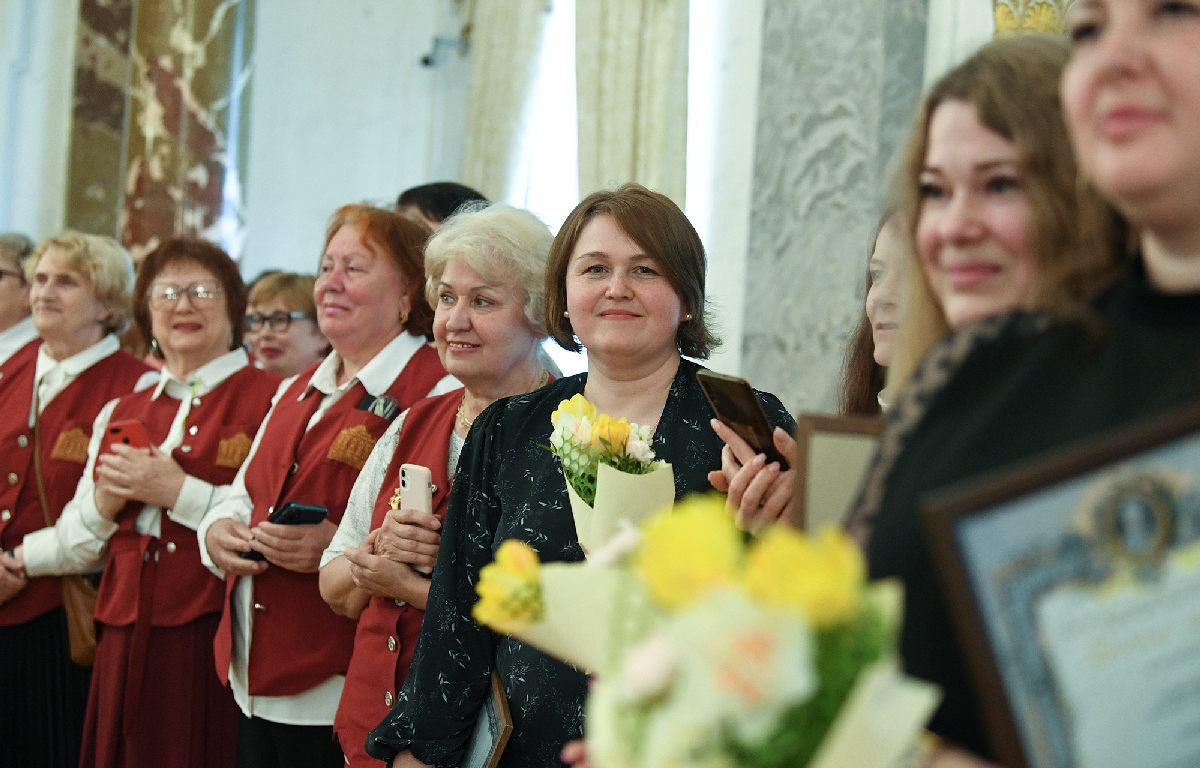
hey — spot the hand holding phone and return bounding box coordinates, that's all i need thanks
[399,464,434,574]
[101,419,151,455]
[696,370,790,469]
[240,503,330,561]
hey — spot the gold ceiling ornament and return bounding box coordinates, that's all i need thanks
[994,0,1075,35]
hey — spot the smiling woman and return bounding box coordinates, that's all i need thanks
[14,238,282,768]
[197,204,456,768]
[366,185,793,768]
[0,232,155,768]
[887,34,1125,393]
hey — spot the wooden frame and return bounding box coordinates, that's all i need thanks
[790,413,882,531]
[460,671,513,768]
[922,401,1200,768]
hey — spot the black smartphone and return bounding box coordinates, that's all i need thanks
[239,503,330,560]
[696,370,790,469]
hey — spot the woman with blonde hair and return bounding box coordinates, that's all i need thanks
[886,33,1123,393]
[845,19,1200,764]
[0,232,155,768]
[670,37,1125,541]
[319,203,555,767]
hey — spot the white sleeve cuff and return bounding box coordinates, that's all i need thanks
[168,475,215,530]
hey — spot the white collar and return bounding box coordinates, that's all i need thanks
[302,332,429,400]
[152,348,250,400]
[35,334,120,383]
[0,316,37,365]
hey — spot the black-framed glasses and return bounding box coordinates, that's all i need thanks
[245,310,313,333]
[0,269,24,284]
[149,283,225,306]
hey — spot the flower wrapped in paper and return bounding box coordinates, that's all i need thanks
[472,495,941,768]
[548,394,676,555]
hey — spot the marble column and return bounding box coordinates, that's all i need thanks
[64,0,255,261]
[740,0,926,414]
[120,0,255,261]
[63,0,133,238]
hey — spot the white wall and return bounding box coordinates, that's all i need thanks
[924,0,994,86]
[0,0,78,240]
[686,0,765,377]
[240,0,470,277]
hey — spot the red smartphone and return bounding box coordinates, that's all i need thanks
[102,419,151,455]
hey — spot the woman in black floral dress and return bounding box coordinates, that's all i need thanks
[367,185,794,767]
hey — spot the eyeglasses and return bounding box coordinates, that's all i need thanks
[0,269,24,284]
[149,283,225,306]
[245,310,314,333]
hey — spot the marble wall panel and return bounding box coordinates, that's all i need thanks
[120,0,255,260]
[64,0,134,237]
[741,0,925,414]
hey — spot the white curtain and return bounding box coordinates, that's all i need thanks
[575,0,689,207]
[459,0,551,201]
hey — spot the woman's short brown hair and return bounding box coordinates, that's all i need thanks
[323,204,434,339]
[544,183,719,359]
[889,34,1124,391]
[248,272,318,318]
[133,238,247,357]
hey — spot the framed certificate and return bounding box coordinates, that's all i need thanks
[791,413,881,531]
[460,671,513,768]
[922,402,1200,768]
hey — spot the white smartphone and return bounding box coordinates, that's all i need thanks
[399,464,434,574]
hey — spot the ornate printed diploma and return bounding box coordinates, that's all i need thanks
[924,405,1200,768]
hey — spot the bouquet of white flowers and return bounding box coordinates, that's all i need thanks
[472,496,940,768]
[547,394,675,555]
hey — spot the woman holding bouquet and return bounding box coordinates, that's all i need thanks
[368,184,794,767]
[318,203,554,767]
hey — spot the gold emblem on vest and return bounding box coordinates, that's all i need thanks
[216,432,253,469]
[51,428,90,464]
[327,424,376,470]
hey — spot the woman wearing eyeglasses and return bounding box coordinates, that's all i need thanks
[11,238,282,768]
[0,232,155,768]
[245,272,329,378]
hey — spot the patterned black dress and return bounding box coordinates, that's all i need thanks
[367,358,794,767]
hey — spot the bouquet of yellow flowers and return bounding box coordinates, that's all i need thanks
[472,496,940,768]
[548,394,675,555]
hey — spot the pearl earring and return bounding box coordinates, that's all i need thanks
[563,310,570,319]
[684,313,693,322]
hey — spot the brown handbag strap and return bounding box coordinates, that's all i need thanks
[30,387,55,529]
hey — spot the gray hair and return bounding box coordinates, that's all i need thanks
[423,203,553,334]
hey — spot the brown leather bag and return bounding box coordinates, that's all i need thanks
[32,413,98,667]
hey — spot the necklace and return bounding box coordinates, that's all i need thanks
[456,369,549,431]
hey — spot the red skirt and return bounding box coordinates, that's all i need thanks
[80,613,237,768]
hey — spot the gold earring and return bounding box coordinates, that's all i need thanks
[399,310,409,326]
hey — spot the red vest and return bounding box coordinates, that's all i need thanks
[94,365,281,628]
[0,347,152,626]
[334,390,459,765]
[214,343,447,696]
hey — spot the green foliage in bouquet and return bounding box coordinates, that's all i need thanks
[725,598,891,768]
